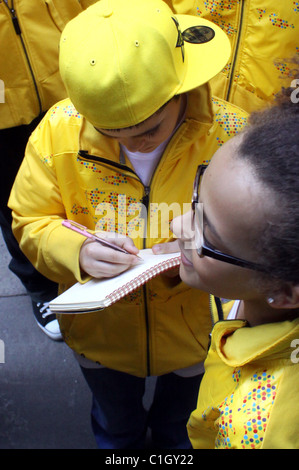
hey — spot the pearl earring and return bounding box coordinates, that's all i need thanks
[267,297,275,304]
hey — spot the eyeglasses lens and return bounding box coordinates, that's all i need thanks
[193,203,204,254]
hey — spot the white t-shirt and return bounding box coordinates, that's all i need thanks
[227,300,241,320]
[123,140,168,186]
[122,94,188,186]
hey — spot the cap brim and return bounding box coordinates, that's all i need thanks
[175,15,231,93]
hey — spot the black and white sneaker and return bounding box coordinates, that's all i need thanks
[32,301,63,341]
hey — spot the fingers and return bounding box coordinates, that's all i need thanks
[79,238,140,279]
[152,239,180,255]
[95,231,139,256]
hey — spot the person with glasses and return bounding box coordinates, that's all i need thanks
[171,81,299,449]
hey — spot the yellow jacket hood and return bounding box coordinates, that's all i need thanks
[214,319,299,367]
[188,317,299,449]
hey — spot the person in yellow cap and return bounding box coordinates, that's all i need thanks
[9,0,248,448]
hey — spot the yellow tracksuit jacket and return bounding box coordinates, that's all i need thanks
[0,0,97,129]
[196,0,299,112]
[9,84,248,377]
[188,302,299,449]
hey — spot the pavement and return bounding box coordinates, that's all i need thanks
[0,231,155,449]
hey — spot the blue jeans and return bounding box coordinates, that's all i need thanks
[81,366,202,449]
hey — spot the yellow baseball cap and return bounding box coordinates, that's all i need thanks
[59,0,231,129]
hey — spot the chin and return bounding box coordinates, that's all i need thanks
[179,265,203,290]
[180,265,220,294]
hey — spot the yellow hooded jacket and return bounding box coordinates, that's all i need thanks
[9,85,248,377]
[0,0,97,129]
[188,304,299,449]
[196,0,299,112]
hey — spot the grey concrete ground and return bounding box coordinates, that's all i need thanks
[0,231,155,449]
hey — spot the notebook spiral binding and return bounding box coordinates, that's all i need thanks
[105,256,181,305]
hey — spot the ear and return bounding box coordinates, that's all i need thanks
[267,283,299,310]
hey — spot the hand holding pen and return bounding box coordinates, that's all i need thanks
[62,220,142,279]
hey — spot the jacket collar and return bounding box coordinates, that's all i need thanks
[212,317,299,367]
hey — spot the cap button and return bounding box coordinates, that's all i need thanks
[103,8,113,18]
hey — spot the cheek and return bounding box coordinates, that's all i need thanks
[159,116,179,142]
[187,255,254,299]
[153,130,170,146]
[189,257,227,292]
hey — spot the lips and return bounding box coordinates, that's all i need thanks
[180,251,194,267]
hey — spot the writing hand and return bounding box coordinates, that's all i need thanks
[79,233,140,279]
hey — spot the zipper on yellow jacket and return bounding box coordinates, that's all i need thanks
[3,0,42,115]
[78,148,154,375]
[225,0,246,102]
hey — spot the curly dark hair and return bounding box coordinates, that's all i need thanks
[237,74,299,285]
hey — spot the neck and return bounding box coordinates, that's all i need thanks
[237,299,299,327]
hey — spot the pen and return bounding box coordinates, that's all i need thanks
[62,219,142,258]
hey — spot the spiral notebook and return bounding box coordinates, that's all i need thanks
[49,249,181,314]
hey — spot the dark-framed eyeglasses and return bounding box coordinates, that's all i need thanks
[191,164,268,273]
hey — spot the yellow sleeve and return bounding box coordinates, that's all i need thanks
[9,131,86,286]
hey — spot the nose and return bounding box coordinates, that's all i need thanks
[171,211,194,241]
